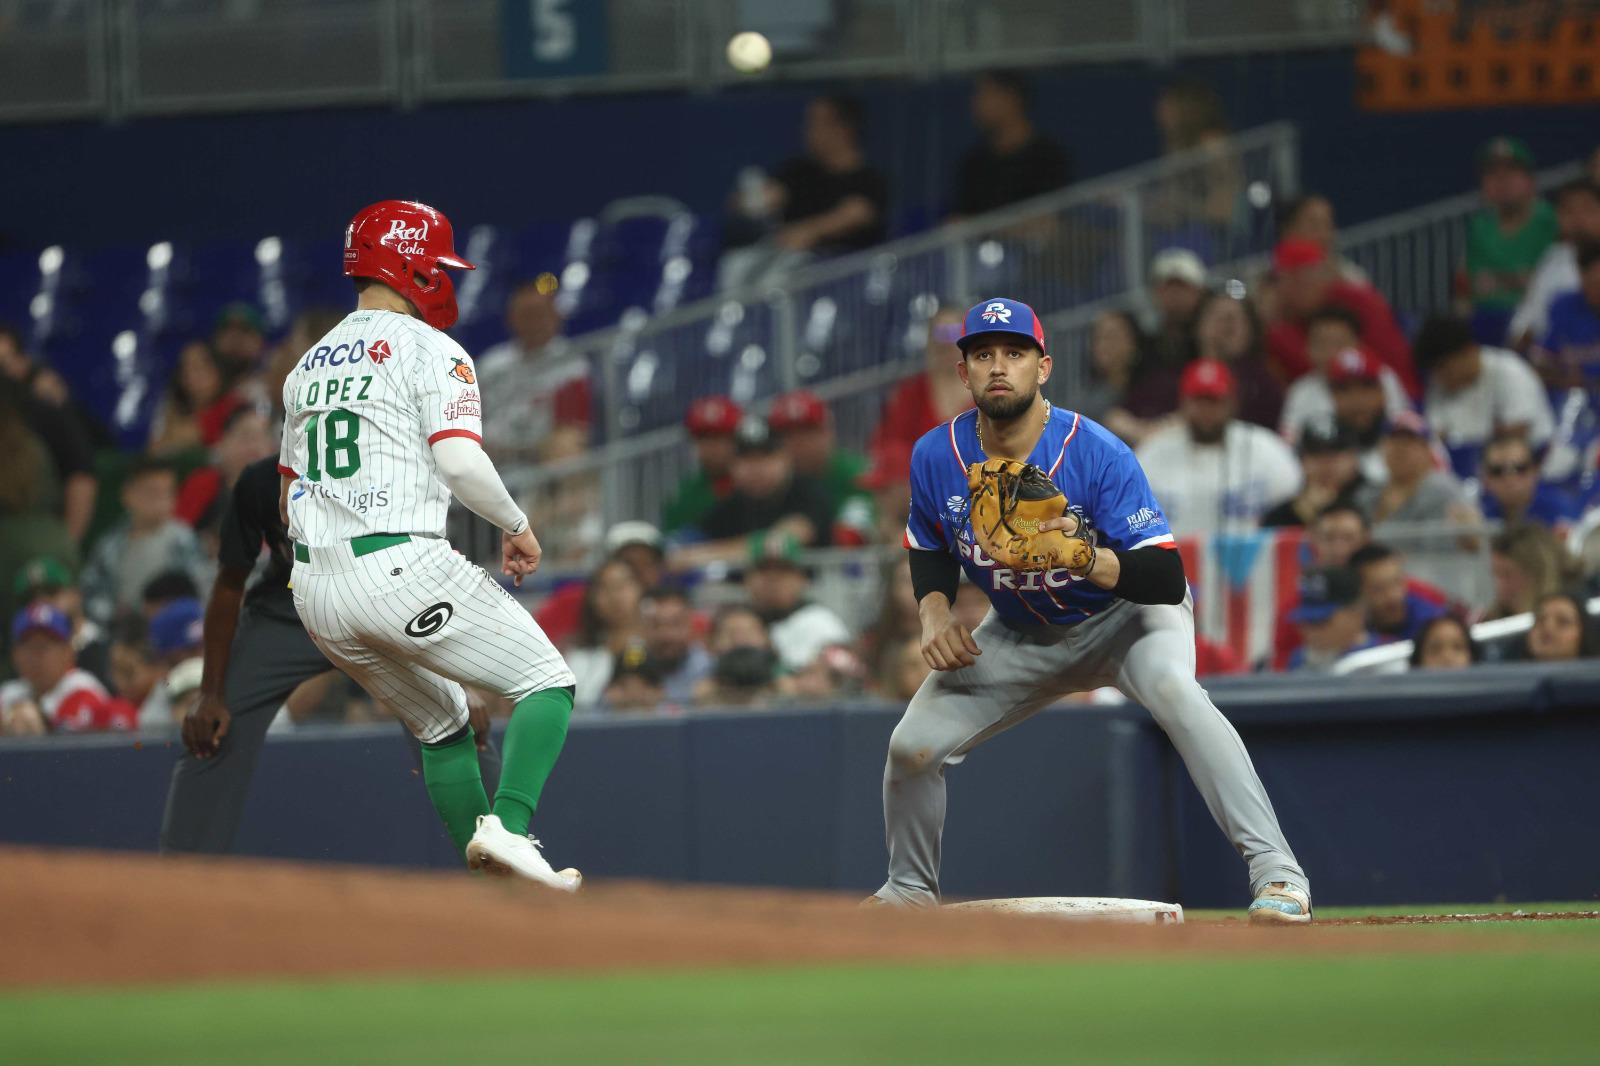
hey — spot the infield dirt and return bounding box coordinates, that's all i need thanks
[0,846,1576,989]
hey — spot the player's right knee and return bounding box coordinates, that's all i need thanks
[887,729,945,776]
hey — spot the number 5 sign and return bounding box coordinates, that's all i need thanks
[501,0,609,79]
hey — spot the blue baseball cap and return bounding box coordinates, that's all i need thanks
[150,597,205,656]
[10,603,72,644]
[1287,567,1361,625]
[958,298,1047,354]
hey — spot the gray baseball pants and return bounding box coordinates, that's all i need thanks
[874,593,1307,906]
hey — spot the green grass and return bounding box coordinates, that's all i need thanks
[6,948,1600,1065]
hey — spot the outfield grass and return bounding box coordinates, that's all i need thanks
[5,943,1600,1065]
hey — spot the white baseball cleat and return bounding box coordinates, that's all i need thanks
[1248,882,1312,925]
[466,814,582,892]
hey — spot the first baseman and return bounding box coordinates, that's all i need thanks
[872,297,1311,923]
[275,199,580,889]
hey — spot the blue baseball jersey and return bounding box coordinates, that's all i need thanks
[904,406,1176,627]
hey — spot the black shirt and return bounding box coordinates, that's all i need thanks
[219,457,297,622]
[699,474,837,547]
[953,134,1073,216]
[773,157,888,251]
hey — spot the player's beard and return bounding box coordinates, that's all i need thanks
[975,383,1039,423]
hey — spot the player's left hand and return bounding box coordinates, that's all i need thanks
[502,528,543,587]
[183,693,231,759]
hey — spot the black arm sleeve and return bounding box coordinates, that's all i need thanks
[909,548,962,606]
[1110,546,1187,605]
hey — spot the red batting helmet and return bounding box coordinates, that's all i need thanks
[343,200,476,330]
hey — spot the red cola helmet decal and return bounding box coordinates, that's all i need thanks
[343,200,475,331]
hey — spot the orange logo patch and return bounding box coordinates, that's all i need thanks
[448,357,475,385]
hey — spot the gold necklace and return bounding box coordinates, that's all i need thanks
[977,399,1051,455]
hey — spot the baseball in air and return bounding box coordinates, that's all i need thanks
[726,31,772,74]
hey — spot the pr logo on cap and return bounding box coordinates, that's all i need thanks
[980,302,1012,324]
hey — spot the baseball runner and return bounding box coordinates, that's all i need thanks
[870,298,1311,923]
[159,454,502,854]
[275,199,580,889]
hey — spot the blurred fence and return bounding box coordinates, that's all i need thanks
[490,122,1297,512]
[0,0,1363,123]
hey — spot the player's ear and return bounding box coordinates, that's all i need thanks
[1037,353,1052,385]
[955,355,971,388]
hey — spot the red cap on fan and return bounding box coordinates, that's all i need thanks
[1326,346,1382,385]
[1179,359,1235,400]
[685,395,742,437]
[343,200,475,330]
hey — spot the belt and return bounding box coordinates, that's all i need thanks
[292,533,411,564]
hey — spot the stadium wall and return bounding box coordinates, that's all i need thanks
[2,51,1596,252]
[2,663,1596,907]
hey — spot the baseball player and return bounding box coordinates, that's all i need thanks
[870,297,1311,923]
[275,199,580,890]
[159,453,501,854]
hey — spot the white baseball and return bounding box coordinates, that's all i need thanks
[726,31,772,74]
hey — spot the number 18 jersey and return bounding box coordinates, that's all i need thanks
[278,308,484,546]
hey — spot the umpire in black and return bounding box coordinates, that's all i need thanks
[160,455,500,852]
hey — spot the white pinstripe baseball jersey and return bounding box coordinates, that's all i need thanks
[279,309,483,545]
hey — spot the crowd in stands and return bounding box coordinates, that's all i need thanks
[7,79,1600,734]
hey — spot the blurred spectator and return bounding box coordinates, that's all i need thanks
[1462,138,1557,344]
[162,657,206,730]
[743,543,850,673]
[477,279,589,462]
[0,338,97,544]
[662,396,742,536]
[1350,543,1447,643]
[1308,501,1371,567]
[1274,193,1367,285]
[0,322,109,447]
[1483,524,1569,623]
[599,648,667,715]
[1144,247,1208,371]
[263,308,347,419]
[520,424,602,570]
[209,303,267,385]
[1286,566,1381,672]
[768,389,869,527]
[1151,79,1239,231]
[149,341,241,455]
[1415,314,1553,479]
[13,556,108,684]
[951,70,1072,218]
[639,586,711,704]
[718,93,887,290]
[1532,241,1600,389]
[108,616,165,723]
[1194,291,1282,430]
[136,597,205,730]
[1477,432,1577,535]
[870,308,976,458]
[706,603,772,657]
[1591,146,1600,186]
[1261,419,1364,529]
[844,441,913,547]
[1279,307,1409,445]
[2,605,131,734]
[1077,309,1148,442]
[0,389,74,595]
[1356,412,1474,528]
[1137,359,1300,535]
[877,637,929,702]
[1509,180,1600,349]
[1409,615,1480,670]
[1266,238,1416,393]
[80,458,209,627]
[671,417,836,569]
[863,556,920,665]
[532,520,663,649]
[701,646,781,708]
[1326,347,1395,484]
[563,558,646,708]
[1524,590,1596,662]
[176,404,275,534]
[141,570,202,621]
[782,643,867,703]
